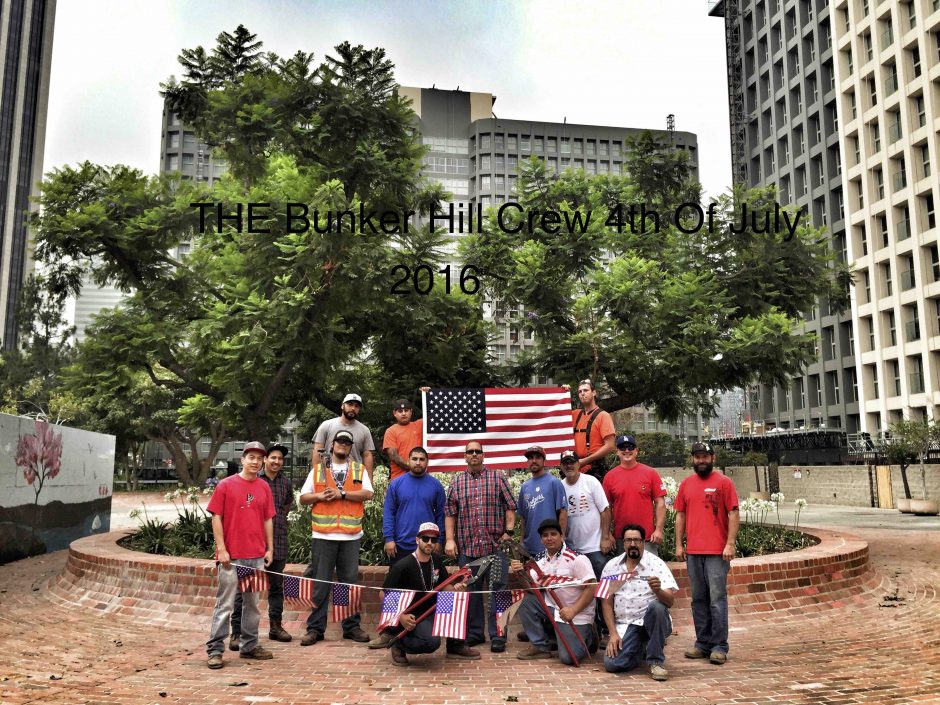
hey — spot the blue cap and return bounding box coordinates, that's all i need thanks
[616,435,637,449]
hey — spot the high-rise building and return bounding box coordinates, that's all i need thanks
[832,0,940,429]
[0,0,55,349]
[710,0,861,433]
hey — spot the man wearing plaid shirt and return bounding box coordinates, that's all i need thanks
[444,441,517,652]
[230,443,295,649]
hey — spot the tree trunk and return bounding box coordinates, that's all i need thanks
[753,465,761,492]
[900,463,912,499]
[921,459,928,500]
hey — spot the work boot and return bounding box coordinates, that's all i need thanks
[368,632,392,649]
[390,644,409,667]
[650,664,668,681]
[446,644,482,660]
[207,654,223,669]
[228,633,240,652]
[684,647,709,659]
[240,645,274,660]
[343,627,370,643]
[268,620,292,642]
[709,651,728,665]
[517,645,553,660]
[300,630,323,646]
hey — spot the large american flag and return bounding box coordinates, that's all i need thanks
[494,589,526,637]
[377,590,416,630]
[331,584,362,622]
[283,574,316,608]
[431,591,470,640]
[235,564,269,593]
[422,388,574,471]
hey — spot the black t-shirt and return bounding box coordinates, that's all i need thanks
[384,553,450,615]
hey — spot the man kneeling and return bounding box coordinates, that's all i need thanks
[511,518,597,665]
[601,524,678,681]
[382,522,480,666]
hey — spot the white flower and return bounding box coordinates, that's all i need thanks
[795,498,807,508]
[128,508,141,519]
[759,499,775,512]
[770,492,785,503]
[164,492,175,502]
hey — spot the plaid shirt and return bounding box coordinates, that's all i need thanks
[260,470,293,562]
[446,467,517,558]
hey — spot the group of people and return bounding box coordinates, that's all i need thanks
[204,382,741,682]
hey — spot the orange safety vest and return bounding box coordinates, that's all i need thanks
[310,462,366,535]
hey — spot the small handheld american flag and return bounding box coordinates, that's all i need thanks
[378,590,416,630]
[594,570,638,599]
[431,591,470,640]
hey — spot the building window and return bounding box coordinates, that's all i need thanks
[481,176,491,190]
[494,134,504,150]
[481,155,491,171]
[481,134,491,150]
[560,138,570,154]
[586,140,596,156]
[520,135,531,151]
[507,135,517,151]
[533,137,544,154]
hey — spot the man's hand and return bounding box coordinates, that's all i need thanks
[558,606,577,623]
[561,383,571,392]
[605,633,622,658]
[264,549,273,567]
[384,541,397,559]
[675,546,686,561]
[600,535,615,554]
[217,548,231,569]
[445,539,458,559]
[509,559,524,573]
[722,543,735,561]
[646,576,662,592]
[322,487,338,501]
[399,613,416,630]
[649,529,663,545]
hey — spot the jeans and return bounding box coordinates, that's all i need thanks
[304,538,361,636]
[686,553,731,655]
[604,600,672,672]
[458,552,507,643]
[206,557,264,656]
[518,593,595,665]
[582,550,609,636]
[231,558,286,634]
[397,615,441,655]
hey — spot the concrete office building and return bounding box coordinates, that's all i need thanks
[0,0,55,349]
[709,0,861,434]
[832,0,940,429]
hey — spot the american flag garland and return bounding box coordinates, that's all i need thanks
[431,591,470,640]
[494,589,526,637]
[236,564,269,593]
[331,583,363,623]
[378,590,416,630]
[283,574,316,608]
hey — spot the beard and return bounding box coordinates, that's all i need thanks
[343,409,358,420]
[627,547,641,559]
[694,463,713,477]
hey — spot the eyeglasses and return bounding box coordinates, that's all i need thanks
[418,535,438,543]
[617,445,637,452]
[623,538,644,544]
[465,449,484,455]
[334,439,353,446]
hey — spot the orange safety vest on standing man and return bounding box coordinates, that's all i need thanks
[310,462,366,535]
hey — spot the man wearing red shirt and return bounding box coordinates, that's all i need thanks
[382,399,424,482]
[674,442,740,666]
[602,435,667,556]
[205,442,275,669]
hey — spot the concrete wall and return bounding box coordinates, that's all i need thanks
[652,464,940,508]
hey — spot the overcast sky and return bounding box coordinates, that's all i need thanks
[45,0,731,199]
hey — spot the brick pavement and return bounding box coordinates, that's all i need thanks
[1,523,938,705]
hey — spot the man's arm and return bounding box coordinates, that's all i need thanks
[444,515,458,558]
[558,507,568,536]
[723,508,740,561]
[211,514,230,567]
[646,577,675,609]
[503,508,516,535]
[385,446,408,470]
[362,449,374,476]
[383,482,398,558]
[312,442,325,466]
[650,496,666,544]
[345,488,374,502]
[600,506,614,553]
[602,596,622,658]
[675,511,686,561]
[558,582,596,623]
[263,518,274,565]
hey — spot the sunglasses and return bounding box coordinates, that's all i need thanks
[617,445,637,451]
[334,439,353,446]
[465,449,484,455]
[418,535,438,543]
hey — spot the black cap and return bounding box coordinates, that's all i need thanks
[537,518,563,535]
[393,398,413,410]
[559,450,578,464]
[690,441,714,454]
[266,442,289,457]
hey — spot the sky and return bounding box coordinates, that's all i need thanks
[44,0,732,199]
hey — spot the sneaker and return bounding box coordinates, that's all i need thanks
[516,630,529,642]
[684,647,710,659]
[650,664,668,681]
[207,654,223,669]
[300,631,323,646]
[516,646,553,660]
[228,634,240,652]
[709,651,727,665]
[239,645,274,660]
[268,621,292,642]
[368,632,392,649]
[446,645,482,660]
[490,639,506,653]
[343,627,370,643]
[390,645,409,667]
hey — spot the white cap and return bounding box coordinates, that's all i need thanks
[342,393,363,405]
[417,522,440,537]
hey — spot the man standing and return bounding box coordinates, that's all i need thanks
[382,522,480,665]
[230,442,295,649]
[674,441,739,665]
[603,434,667,556]
[517,446,568,556]
[382,399,424,482]
[312,392,375,477]
[602,524,678,681]
[511,519,597,665]
[571,379,617,480]
[205,442,275,669]
[298,429,374,646]
[444,441,517,652]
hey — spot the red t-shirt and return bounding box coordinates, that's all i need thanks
[674,472,739,554]
[571,408,615,472]
[383,419,424,480]
[206,474,275,559]
[602,463,667,538]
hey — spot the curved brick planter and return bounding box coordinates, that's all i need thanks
[49,527,878,628]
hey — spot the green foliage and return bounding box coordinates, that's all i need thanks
[634,432,685,458]
[461,134,851,420]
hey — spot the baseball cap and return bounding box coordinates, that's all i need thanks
[392,398,413,410]
[266,442,289,456]
[417,522,440,537]
[559,450,578,464]
[691,441,714,454]
[616,434,637,449]
[524,445,546,458]
[242,441,268,457]
[537,518,563,535]
[333,430,355,445]
[342,393,363,405]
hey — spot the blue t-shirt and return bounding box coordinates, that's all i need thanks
[382,472,446,552]
[518,473,568,555]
